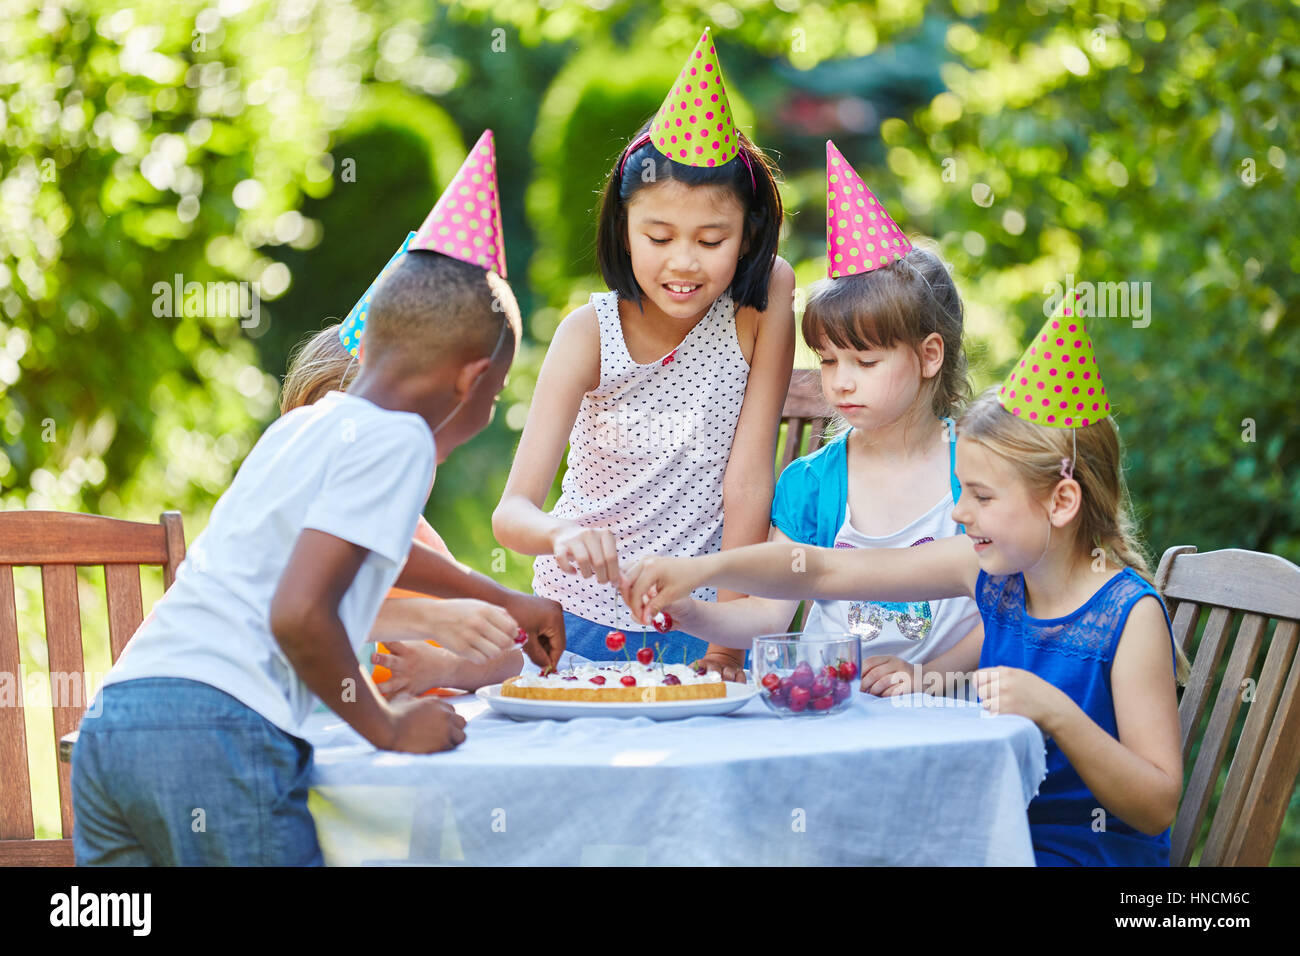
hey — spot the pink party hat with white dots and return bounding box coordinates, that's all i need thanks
[410,129,507,276]
[648,28,738,168]
[826,140,912,278]
[999,294,1111,428]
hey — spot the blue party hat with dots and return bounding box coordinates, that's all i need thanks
[337,231,416,357]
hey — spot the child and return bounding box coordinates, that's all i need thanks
[72,134,522,866]
[623,315,1190,867]
[645,143,983,685]
[493,28,796,664]
[280,322,564,695]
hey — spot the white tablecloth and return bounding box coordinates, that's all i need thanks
[302,688,1046,866]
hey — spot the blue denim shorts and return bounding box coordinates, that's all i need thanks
[72,678,323,866]
[562,610,718,666]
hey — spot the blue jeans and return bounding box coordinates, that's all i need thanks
[562,610,719,666]
[72,678,323,866]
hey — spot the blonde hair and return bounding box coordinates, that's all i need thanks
[959,385,1190,683]
[280,324,356,415]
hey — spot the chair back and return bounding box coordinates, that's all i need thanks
[778,368,833,476]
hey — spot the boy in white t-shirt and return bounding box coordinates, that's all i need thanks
[72,249,521,866]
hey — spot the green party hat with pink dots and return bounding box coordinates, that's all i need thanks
[411,129,507,275]
[648,28,738,167]
[999,294,1111,428]
[825,140,912,278]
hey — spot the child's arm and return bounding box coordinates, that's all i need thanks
[492,305,622,582]
[369,596,519,664]
[975,596,1182,834]
[369,636,523,696]
[622,534,980,622]
[702,258,797,672]
[393,539,566,667]
[861,621,985,696]
[270,529,466,752]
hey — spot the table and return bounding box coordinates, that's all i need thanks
[303,686,1046,866]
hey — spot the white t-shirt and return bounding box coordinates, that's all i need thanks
[101,391,436,735]
[801,493,981,664]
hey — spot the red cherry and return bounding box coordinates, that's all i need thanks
[788,686,810,712]
[769,687,787,708]
[636,646,654,665]
[838,660,858,681]
[794,660,814,673]
[790,668,815,690]
[590,676,606,685]
[514,628,528,645]
[811,677,833,699]
[540,665,557,677]
[822,665,838,681]
[694,663,708,676]
[778,676,793,695]
[761,672,781,691]
[833,679,852,702]
[652,610,673,633]
[620,675,637,686]
[563,676,578,681]
[604,631,626,652]
[663,674,682,685]
[811,694,835,711]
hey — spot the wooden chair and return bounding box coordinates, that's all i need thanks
[0,510,185,866]
[1159,545,1300,865]
[777,368,833,476]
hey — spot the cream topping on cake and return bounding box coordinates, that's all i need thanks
[513,662,722,689]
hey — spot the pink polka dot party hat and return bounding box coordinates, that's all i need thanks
[648,27,739,168]
[998,293,1111,428]
[338,129,506,357]
[825,140,912,278]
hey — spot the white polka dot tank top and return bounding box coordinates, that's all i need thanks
[532,290,751,628]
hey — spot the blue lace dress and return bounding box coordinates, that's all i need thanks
[975,567,1178,866]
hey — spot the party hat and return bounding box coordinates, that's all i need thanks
[410,129,507,276]
[648,28,738,168]
[826,140,912,278]
[998,294,1111,427]
[338,231,415,357]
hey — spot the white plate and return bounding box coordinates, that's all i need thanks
[475,680,758,722]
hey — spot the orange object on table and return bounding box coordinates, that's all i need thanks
[373,517,460,696]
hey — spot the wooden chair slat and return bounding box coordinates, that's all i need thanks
[0,511,168,566]
[1225,623,1300,864]
[1159,549,1300,620]
[0,838,75,866]
[1167,601,1202,657]
[41,564,88,839]
[1201,618,1299,865]
[1177,605,1234,763]
[0,566,35,841]
[781,369,829,419]
[807,420,826,453]
[1170,612,1266,866]
[779,419,805,472]
[161,511,186,589]
[104,565,145,662]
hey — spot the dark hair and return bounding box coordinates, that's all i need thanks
[595,119,783,311]
[365,250,520,366]
[802,245,972,419]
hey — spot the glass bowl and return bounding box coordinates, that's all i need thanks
[751,632,860,717]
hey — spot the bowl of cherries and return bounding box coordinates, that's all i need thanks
[751,632,860,717]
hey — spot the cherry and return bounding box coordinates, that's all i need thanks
[811,694,834,711]
[514,628,528,645]
[604,631,626,652]
[620,675,637,687]
[788,686,810,712]
[838,660,859,681]
[832,679,852,702]
[811,677,832,699]
[636,646,655,665]
[769,688,787,707]
[694,663,709,676]
[652,610,673,633]
[822,664,839,682]
[790,668,815,690]
[778,676,793,695]
[563,676,578,681]
[663,674,681,685]
[540,665,557,677]
[589,676,606,685]
[761,672,781,691]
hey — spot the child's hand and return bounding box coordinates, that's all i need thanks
[693,652,747,684]
[551,525,620,584]
[371,640,446,698]
[406,598,519,664]
[384,695,466,753]
[860,656,922,696]
[502,592,566,669]
[619,556,704,624]
[974,666,1070,727]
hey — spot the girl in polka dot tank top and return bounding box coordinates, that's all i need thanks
[493,120,795,664]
